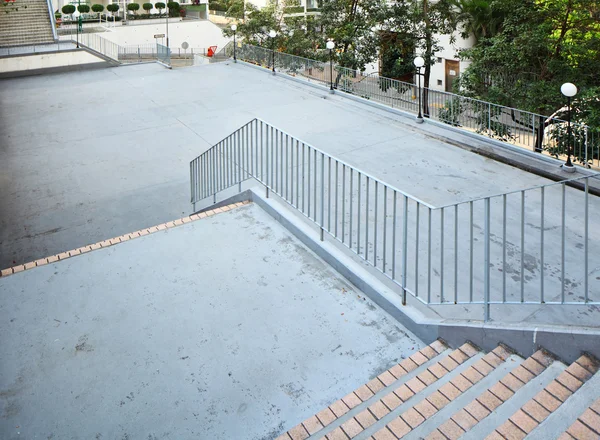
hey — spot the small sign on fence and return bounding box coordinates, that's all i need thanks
[154,34,165,38]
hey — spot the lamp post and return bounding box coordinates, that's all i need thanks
[166,3,169,48]
[414,56,425,124]
[231,24,237,62]
[561,82,577,172]
[326,39,335,93]
[269,29,277,75]
[73,9,80,48]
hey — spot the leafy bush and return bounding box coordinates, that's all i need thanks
[77,4,90,13]
[127,2,140,13]
[55,12,62,18]
[143,2,153,12]
[167,1,179,16]
[179,8,186,17]
[155,1,165,14]
[62,4,75,14]
[106,3,119,13]
[91,4,104,13]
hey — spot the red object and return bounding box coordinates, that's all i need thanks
[207,46,218,57]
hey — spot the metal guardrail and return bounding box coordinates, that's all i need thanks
[190,119,600,321]
[157,42,170,66]
[235,44,599,170]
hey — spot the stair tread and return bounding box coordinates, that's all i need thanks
[485,355,599,440]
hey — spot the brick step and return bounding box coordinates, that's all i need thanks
[273,344,600,440]
[424,349,558,440]
[277,341,490,440]
[366,345,516,440]
[485,354,599,440]
[557,398,600,440]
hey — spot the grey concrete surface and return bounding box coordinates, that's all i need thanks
[0,61,581,271]
[0,203,423,439]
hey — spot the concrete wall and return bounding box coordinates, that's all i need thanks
[429,30,474,92]
[0,50,107,77]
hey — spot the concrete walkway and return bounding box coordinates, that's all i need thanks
[0,61,572,269]
[0,203,423,439]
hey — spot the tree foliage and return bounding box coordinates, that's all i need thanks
[127,2,140,13]
[77,4,90,13]
[143,3,153,13]
[107,3,119,13]
[91,4,104,14]
[154,2,165,14]
[62,4,75,15]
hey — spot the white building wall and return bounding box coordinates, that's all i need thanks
[428,31,475,92]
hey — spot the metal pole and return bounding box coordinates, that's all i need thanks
[416,68,423,123]
[233,30,236,62]
[565,96,573,167]
[328,54,333,89]
[166,4,169,48]
[271,38,275,74]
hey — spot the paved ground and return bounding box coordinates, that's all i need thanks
[0,203,423,439]
[0,61,563,269]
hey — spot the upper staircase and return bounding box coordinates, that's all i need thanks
[0,0,55,47]
[275,340,600,440]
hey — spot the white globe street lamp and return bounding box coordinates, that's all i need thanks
[561,82,578,172]
[269,29,277,74]
[326,39,335,93]
[231,24,237,62]
[414,56,425,123]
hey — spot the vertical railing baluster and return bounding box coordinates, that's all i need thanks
[454,205,458,304]
[320,152,325,241]
[484,198,491,321]
[383,186,387,273]
[561,183,566,304]
[349,169,353,250]
[313,149,317,220]
[520,190,525,302]
[402,195,408,304]
[357,173,361,255]
[427,207,432,304]
[469,201,474,302]
[392,191,397,281]
[440,207,444,303]
[328,157,332,233]
[584,177,589,302]
[374,181,378,266]
[415,203,420,298]
[335,161,339,238]
[502,194,507,303]
[540,187,545,303]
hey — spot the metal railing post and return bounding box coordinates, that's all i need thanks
[484,197,490,321]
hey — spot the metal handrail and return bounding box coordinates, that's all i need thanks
[234,43,598,169]
[190,119,600,321]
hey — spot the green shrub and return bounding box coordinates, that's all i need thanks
[106,3,119,13]
[77,4,90,13]
[55,12,62,18]
[143,2,153,12]
[167,1,179,16]
[155,1,165,15]
[127,2,140,13]
[91,4,104,13]
[62,4,75,14]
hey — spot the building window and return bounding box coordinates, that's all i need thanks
[437,57,442,63]
[437,79,442,86]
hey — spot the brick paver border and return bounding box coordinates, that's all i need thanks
[0,201,251,278]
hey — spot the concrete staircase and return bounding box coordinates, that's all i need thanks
[276,340,600,440]
[0,0,55,47]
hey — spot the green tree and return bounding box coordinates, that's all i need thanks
[77,4,90,13]
[456,0,600,153]
[91,4,104,15]
[385,0,457,115]
[451,0,505,43]
[62,4,75,16]
[319,0,388,71]
[106,3,119,14]
[154,2,165,15]
[127,2,140,14]
[167,1,179,17]
[143,2,153,13]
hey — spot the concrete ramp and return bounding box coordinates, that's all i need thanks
[0,201,422,439]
